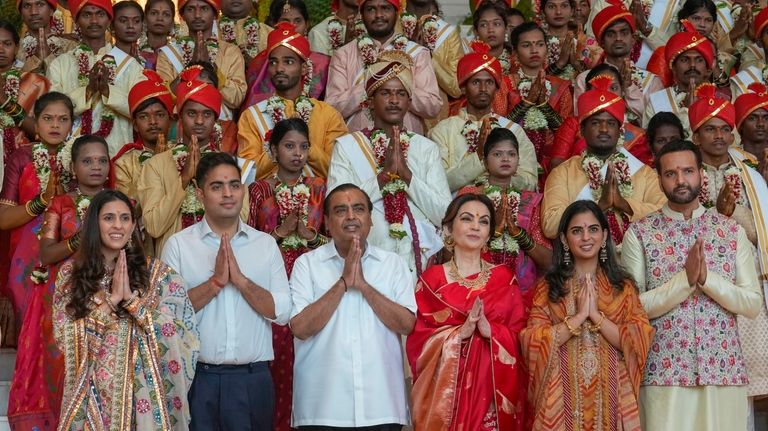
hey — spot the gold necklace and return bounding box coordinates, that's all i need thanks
[448,258,491,292]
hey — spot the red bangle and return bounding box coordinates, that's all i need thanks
[209,277,225,289]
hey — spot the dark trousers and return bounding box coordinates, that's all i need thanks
[189,361,274,431]
[298,425,402,431]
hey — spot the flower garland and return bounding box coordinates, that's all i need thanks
[274,175,311,250]
[178,36,219,66]
[220,16,261,59]
[56,138,75,189]
[32,142,56,190]
[357,32,409,66]
[498,48,512,75]
[461,117,501,154]
[401,11,417,39]
[74,188,94,221]
[483,184,521,256]
[581,151,634,201]
[50,12,64,36]
[0,69,20,128]
[302,58,314,97]
[328,18,345,51]
[420,15,439,51]
[75,46,117,138]
[20,34,63,62]
[699,165,743,208]
[516,68,552,101]
[370,128,412,239]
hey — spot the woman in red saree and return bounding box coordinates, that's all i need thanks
[520,200,654,430]
[550,66,653,169]
[407,193,528,431]
[0,92,73,330]
[246,118,327,431]
[7,135,111,431]
[507,22,572,179]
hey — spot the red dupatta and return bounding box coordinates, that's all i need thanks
[406,264,528,431]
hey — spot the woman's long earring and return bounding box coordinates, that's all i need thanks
[599,242,607,263]
[444,234,455,252]
[563,243,571,266]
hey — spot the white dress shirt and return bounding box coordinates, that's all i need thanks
[161,217,291,364]
[290,241,416,427]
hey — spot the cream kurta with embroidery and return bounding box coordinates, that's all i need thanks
[48,45,145,155]
[218,17,271,60]
[326,132,451,271]
[308,15,347,57]
[428,109,539,192]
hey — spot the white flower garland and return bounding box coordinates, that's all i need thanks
[74,188,94,221]
[31,142,54,190]
[178,36,219,66]
[20,34,63,63]
[263,96,314,158]
[581,151,634,201]
[461,117,501,154]
[483,183,521,255]
[220,16,261,59]
[0,69,20,128]
[274,175,310,249]
[699,165,743,208]
[371,128,412,239]
[328,17,344,51]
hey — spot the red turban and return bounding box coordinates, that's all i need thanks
[756,8,768,39]
[470,0,514,10]
[267,22,311,60]
[578,74,625,123]
[70,0,112,19]
[178,0,220,12]
[457,41,502,87]
[735,82,768,129]
[129,70,174,116]
[176,66,222,117]
[591,0,636,41]
[688,83,735,132]
[665,20,715,69]
[358,0,401,10]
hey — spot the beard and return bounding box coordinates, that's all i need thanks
[271,73,301,92]
[666,183,702,204]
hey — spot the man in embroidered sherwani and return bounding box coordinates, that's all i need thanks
[218,0,271,63]
[428,44,538,192]
[574,4,662,124]
[237,23,347,179]
[155,0,246,122]
[541,75,666,245]
[327,51,450,273]
[47,0,145,155]
[642,22,715,130]
[691,85,768,419]
[622,139,762,431]
[16,0,77,73]
[309,0,358,56]
[325,0,442,135]
[137,68,228,255]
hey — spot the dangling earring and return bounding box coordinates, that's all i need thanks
[443,234,455,252]
[563,243,571,266]
[599,242,607,263]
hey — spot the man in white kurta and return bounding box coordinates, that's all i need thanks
[47,0,144,155]
[429,46,538,192]
[327,51,450,272]
[622,139,762,431]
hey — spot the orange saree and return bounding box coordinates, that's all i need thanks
[406,264,528,431]
[520,272,654,431]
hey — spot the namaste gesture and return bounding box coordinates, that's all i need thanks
[379,125,413,185]
[597,162,633,215]
[458,297,491,339]
[191,31,210,63]
[181,135,201,189]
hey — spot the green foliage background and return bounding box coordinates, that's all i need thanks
[257,0,331,26]
[2,1,23,32]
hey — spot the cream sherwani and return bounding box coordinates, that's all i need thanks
[236,97,348,179]
[114,147,152,202]
[429,18,462,100]
[622,203,762,431]
[308,15,346,57]
[428,109,538,192]
[326,131,451,271]
[136,147,249,255]
[325,34,442,135]
[540,149,666,239]
[218,17,271,58]
[156,39,246,114]
[643,86,688,129]
[48,45,145,155]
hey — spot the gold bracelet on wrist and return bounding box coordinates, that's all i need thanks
[590,311,606,332]
[105,295,119,313]
[564,316,581,336]
[272,227,287,239]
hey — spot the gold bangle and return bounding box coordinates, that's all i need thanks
[105,295,119,313]
[563,316,580,336]
[591,311,606,332]
[272,226,287,239]
[24,200,36,217]
[38,193,49,206]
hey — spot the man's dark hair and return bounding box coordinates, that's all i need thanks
[654,139,703,174]
[324,183,373,215]
[195,152,241,186]
[647,112,687,151]
[0,20,20,45]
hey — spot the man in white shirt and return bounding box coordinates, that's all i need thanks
[162,152,291,431]
[290,183,416,430]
